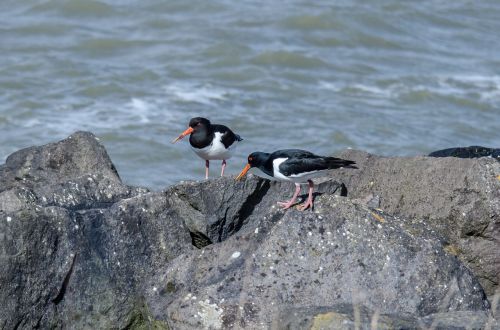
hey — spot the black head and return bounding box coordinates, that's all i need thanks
[236,151,270,180]
[172,117,211,144]
[188,117,211,129]
[247,152,269,168]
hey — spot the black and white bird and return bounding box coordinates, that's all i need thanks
[172,117,243,179]
[236,149,356,210]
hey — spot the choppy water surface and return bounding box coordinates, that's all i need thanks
[1,0,499,189]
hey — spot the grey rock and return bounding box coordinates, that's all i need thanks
[277,306,498,329]
[145,194,489,329]
[419,311,499,329]
[0,131,120,191]
[165,177,346,246]
[275,304,418,330]
[0,132,191,329]
[0,197,190,329]
[331,149,500,303]
[1,132,498,329]
[429,146,500,160]
[0,131,146,213]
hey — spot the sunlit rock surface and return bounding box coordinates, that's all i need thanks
[331,149,500,301]
[0,132,498,329]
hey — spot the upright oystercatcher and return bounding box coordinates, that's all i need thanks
[172,117,243,179]
[236,149,356,210]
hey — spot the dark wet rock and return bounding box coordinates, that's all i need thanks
[1,132,499,329]
[165,177,346,246]
[145,195,489,329]
[2,198,191,329]
[429,145,500,160]
[0,132,191,329]
[331,150,500,302]
[0,131,147,213]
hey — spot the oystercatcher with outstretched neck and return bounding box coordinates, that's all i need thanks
[172,117,243,179]
[236,149,356,210]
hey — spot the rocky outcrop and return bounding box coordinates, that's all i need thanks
[0,132,193,329]
[429,146,500,159]
[145,193,489,329]
[330,149,500,303]
[166,176,346,246]
[0,132,498,329]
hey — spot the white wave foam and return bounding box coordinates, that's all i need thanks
[42,106,111,133]
[438,75,500,101]
[23,94,193,141]
[320,74,500,102]
[318,81,341,92]
[128,98,152,123]
[21,118,41,128]
[440,75,500,88]
[351,84,393,97]
[164,83,229,104]
[319,81,394,98]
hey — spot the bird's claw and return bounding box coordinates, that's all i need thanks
[297,201,313,211]
[277,201,294,209]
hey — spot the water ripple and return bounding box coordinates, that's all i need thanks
[1,0,500,188]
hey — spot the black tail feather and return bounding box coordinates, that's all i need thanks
[326,157,357,169]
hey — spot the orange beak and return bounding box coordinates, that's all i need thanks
[171,127,194,143]
[236,164,251,180]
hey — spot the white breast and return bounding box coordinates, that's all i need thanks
[191,132,237,160]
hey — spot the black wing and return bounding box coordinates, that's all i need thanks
[270,149,317,159]
[212,124,242,148]
[273,149,356,176]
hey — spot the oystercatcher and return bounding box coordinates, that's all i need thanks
[236,149,356,210]
[172,117,243,179]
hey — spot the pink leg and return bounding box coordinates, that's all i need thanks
[221,160,227,177]
[277,183,301,209]
[298,180,314,211]
[205,160,209,179]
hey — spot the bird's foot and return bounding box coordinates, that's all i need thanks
[277,201,295,209]
[297,200,313,211]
